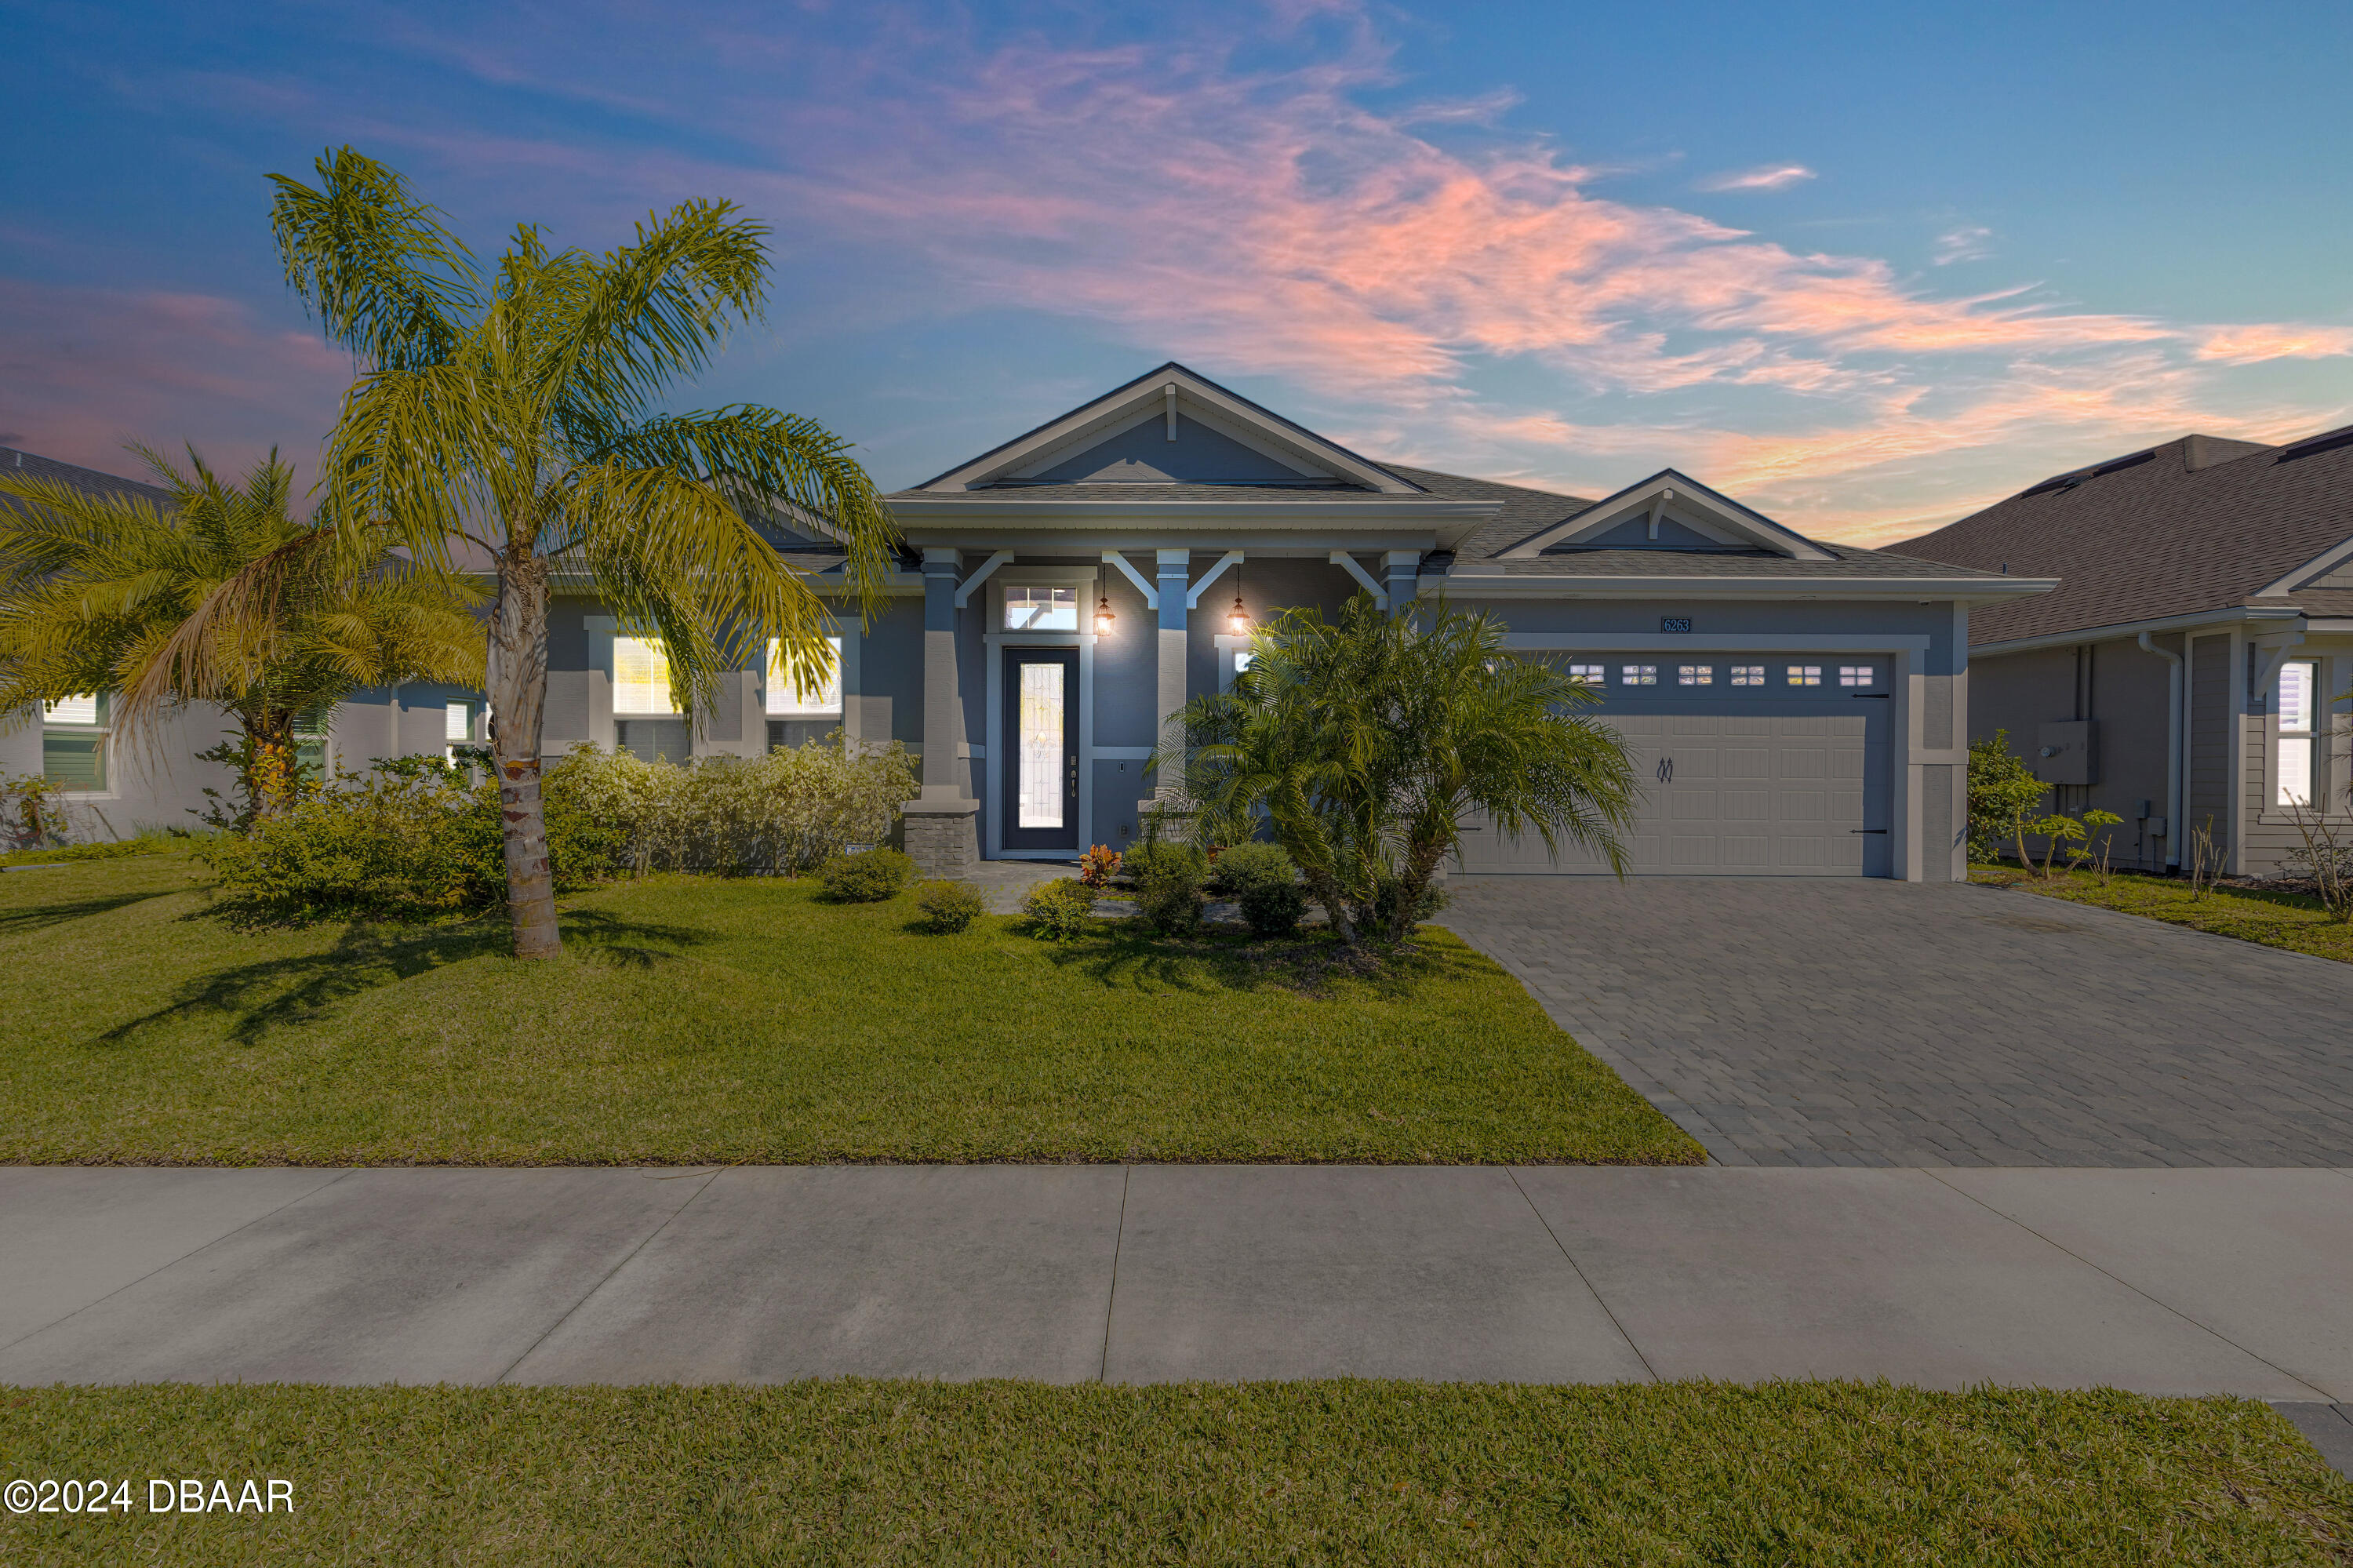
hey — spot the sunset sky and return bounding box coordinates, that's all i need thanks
[5,0,2349,544]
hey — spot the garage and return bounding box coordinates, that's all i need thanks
[1454,656,1894,877]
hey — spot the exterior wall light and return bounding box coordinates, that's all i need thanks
[1227,567,1250,636]
[1094,593,1116,636]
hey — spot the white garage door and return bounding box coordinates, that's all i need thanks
[1456,657,1894,877]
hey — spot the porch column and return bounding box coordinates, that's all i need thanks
[902,547,978,877]
[1141,548,1192,833]
[1384,550,1421,616]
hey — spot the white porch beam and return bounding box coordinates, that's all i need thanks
[1184,550,1246,609]
[951,550,1014,609]
[1100,551,1158,610]
[1328,550,1389,609]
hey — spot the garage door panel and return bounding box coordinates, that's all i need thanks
[1464,670,1892,877]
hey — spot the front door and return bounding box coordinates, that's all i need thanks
[1002,648,1079,851]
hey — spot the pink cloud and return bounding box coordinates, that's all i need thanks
[2195,324,2353,363]
[0,278,351,484]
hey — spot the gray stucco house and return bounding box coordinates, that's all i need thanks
[15,366,2044,881]
[1901,424,2353,877]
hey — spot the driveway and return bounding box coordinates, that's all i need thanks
[1439,878,2353,1169]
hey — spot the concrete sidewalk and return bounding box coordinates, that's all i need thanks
[4,1166,2351,1420]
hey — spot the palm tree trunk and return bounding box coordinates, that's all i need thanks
[238,712,300,821]
[489,554,560,959]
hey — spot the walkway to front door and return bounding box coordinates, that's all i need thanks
[1440,877,2353,1167]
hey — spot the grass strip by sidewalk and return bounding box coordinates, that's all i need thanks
[0,855,1697,1166]
[1975,864,2353,964]
[2,1381,2346,1565]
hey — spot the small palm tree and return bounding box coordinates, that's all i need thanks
[1166,596,1639,946]
[267,147,897,959]
[0,446,483,820]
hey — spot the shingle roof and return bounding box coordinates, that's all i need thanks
[0,446,176,517]
[886,482,1395,504]
[1896,428,2353,645]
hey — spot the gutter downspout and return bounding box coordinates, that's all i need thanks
[2139,632,2183,870]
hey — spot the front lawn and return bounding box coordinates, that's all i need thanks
[2,1381,2344,1565]
[0,855,1697,1166]
[1974,864,2353,964]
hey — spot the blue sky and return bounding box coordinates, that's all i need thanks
[3,0,2348,543]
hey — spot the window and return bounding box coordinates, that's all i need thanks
[1004,586,1078,631]
[766,637,844,717]
[1731,665,1765,686]
[1620,664,1657,686]
[41,693,106,791]
[446,701,473,743]
[1787,664,1822,686]
[1677,664,1713,686]
[1838,664,1877,688]
[2277,660,2318,808]
[1567,663,1605,686]
[613,636,675,715]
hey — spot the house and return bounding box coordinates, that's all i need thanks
[15,366,2047,880]
[0,446,251,836]
[1900,424,2353,877]
[591,363,2026,882]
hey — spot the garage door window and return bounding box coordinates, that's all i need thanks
[1621,664,1657,686]
[1838,664,1878,688]
[1786,664,1822,686]
[1731,665,1765,686]
[1677,664,1713,686]
[1567,663,1603,685]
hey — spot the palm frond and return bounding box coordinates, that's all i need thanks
[270,145,480,372]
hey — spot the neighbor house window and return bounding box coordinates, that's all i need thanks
[1838,664,1877,688]
[1731,665,1765,686]
[2277,660,2318,808]
[1787,664,1822,686]
[1004,586,1078,631]
[766,637,844,717]
[446,701,473,743]
[1621,664,1657,686]
[613,636,675,715]
[1677,664,1713,686]
[1567,663,1604,685]
[41,693,107,792]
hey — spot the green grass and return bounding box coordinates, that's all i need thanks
[0,854,1697,1166]
[1974,864,2353,963]
[2,1381,2344,1565]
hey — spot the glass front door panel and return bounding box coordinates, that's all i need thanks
[1017,661,1067,828]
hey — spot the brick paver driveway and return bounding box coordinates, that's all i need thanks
[1439,878,2353,1168]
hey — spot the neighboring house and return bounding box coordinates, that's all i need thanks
[1899,424,2353,877]
[0,446,250,836]
[524,362,2022,882]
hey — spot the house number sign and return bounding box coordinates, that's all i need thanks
[1660,617,1693,633]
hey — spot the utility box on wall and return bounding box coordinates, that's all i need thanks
[2036,720,2099,786]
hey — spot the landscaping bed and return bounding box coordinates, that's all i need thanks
[0,855,1697,1166]
[2,1381,2344,1565]
[1973,864,2353,964]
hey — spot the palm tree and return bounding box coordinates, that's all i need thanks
[268,147,898,959]
[1165,596,1639,946]
[0,445,483,821]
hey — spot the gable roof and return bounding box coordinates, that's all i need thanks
[0,446,176,518]
[1896,427,2353,646]
[906,362,1421,495]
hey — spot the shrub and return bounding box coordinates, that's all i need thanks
[1967,730,2049,866]
[1023,877,1097,941]
[1,772,74,849]
[540,734,917,875]
[1370,873,1449,935]
[1206,839,1294,897]
[1123,838,1206,887]
[913,879,986,933]
[1238,879,1309,938]
[1078,844,1122,888]
[820,846,915,902]
[1134,857,1204,937]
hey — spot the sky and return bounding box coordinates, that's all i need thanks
[3,0,2349,546]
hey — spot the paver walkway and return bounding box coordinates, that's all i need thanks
[5,1166,2351,1416]
[1440,877,2353,1168]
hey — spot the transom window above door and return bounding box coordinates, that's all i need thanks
[1005,587,1078,631]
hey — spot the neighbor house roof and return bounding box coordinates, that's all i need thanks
[1896,427,2353,646]
[0,446,176,517]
